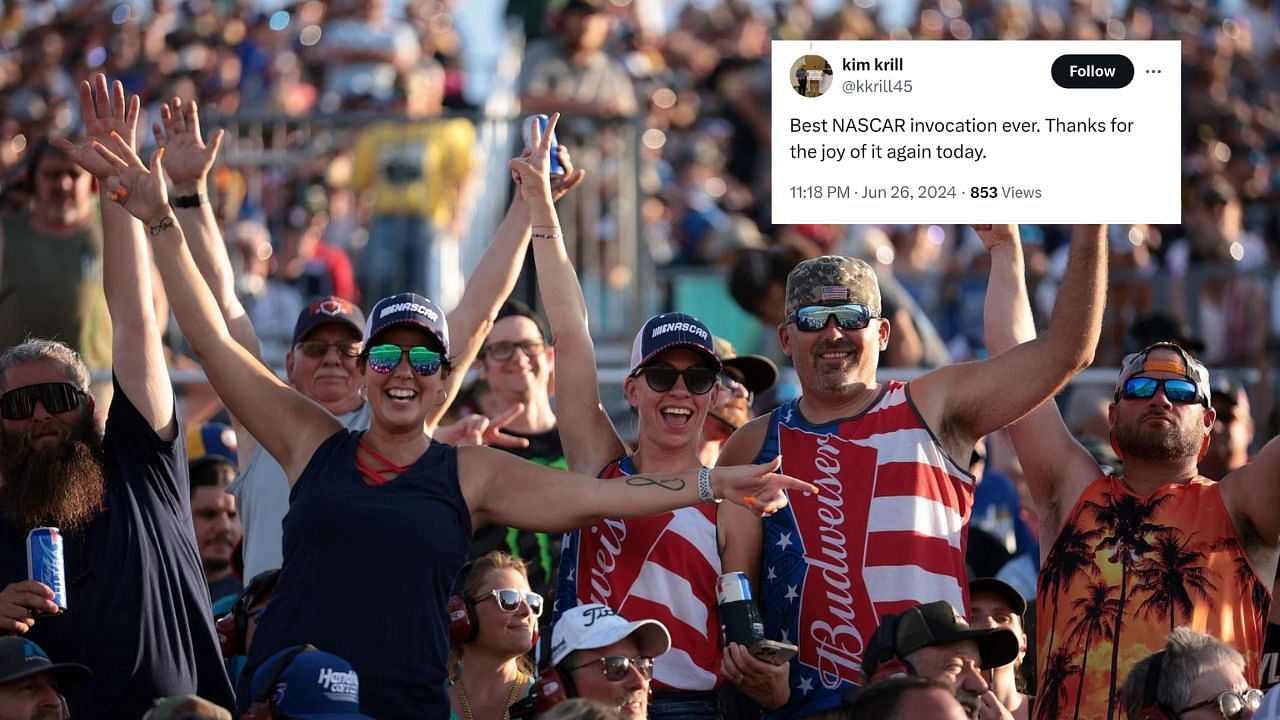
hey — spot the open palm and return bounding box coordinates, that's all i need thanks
[79,74,139,149]
[153,97,224,187]
[53,132,169,225]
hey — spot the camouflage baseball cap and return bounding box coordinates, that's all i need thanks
[1116,342,1211,407]
[784,256,881,320]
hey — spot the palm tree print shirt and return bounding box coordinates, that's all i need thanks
[1035,475,1271,720]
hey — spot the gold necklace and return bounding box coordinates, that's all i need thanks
[457,670,525,720]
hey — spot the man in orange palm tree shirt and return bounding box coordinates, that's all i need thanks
[982,224,1277,720]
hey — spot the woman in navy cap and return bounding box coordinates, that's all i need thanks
[58,114,815,720]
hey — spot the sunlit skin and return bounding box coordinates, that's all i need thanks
[359,325,448,438]
[778,311,889,419]
[566,637,649,719]
[1108,349,1215,475]
[190,486,240,582]
[1180,662,1253,720]
[471,568,537,656]
[0,360,96,453]
[623,348,720,461]
[478,316,555,434]
[449,567,537,720]
[0,673,62,720]
[910,641,990,698]
[285,324,364,415]
[968,592,1029,718]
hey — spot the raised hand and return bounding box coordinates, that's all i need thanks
[508,112,561,206]
[78,74,140,149]
[153,97,225,191]
[715,455,819,517]
[971,224,1020,252]
[435,404,531,449]
[52,132,169,226]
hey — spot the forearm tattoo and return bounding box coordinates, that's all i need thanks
[625,474,686,492]
[149,216,175,237]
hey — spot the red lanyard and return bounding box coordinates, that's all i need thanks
[356,439,412,486]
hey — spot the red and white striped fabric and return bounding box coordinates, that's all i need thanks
[758,380,975,718]
[557,457,723,692]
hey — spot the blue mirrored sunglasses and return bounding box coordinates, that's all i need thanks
[1120,376,1205,406]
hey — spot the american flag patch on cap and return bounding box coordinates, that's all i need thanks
[820,286,849,301]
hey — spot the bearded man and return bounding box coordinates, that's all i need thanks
[0,74,233,720]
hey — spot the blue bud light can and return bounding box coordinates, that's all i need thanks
[521,114,564,176]
[716,572,763,648]
[26,528,66,612]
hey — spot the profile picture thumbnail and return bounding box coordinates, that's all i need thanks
[791,55,833,98]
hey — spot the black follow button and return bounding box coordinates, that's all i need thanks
[1051,54,1134,89]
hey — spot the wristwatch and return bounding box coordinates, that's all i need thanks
[171,194,206,209]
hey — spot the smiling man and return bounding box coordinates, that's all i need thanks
[229,296,369,582]
[717,225,1108,719]
[548,604,672,719]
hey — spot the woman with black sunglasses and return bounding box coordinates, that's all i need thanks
[447,551,540,720]
[529,169,791,717]
[54,113,815,720]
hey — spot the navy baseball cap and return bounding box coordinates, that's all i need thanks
[0,637,91,685]
[629,313,721,375]
[292,297,366,346]
[250,647,373,720]
[364,293,450,356]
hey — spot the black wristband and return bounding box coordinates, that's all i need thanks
[171,194,206,209]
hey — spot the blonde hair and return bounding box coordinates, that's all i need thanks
[448,551,537,680]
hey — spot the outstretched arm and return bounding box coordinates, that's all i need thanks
[910,225,1108,461]
[153,97,265,468]
[54,129,342,483]
[460,446,817,532]
[427,139,584,432]
[521,115,627,474]
[77,76,173,436]
[976,225,1100,540]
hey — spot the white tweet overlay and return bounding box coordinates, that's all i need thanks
[773,41,1180,224]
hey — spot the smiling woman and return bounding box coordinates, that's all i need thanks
[54,96,814,719]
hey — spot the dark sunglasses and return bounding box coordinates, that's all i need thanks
[474,588,543,617]
[634,365,717,395]
[564,655,655,682]
[1120,376,1205,406]
[483,340,545,361]
[295,340,362,358]
[1180,688,1263,719]
[364,344,442,376]
[788,304,877,332]
[0,383,88,420]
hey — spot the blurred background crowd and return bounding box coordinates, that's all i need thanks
[1,0,1279,629]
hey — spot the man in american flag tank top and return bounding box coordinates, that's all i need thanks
[716,225,1109,719]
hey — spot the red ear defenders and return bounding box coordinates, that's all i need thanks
[240,644,316,720]
[862,613,917,684]
[447,561,539,650]
[448,561,479,646]
[218,569,282,659]
[509,662,578,719]
[1139,651,1176,720]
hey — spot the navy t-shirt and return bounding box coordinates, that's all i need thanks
[0,377,235,718]
[239,430,470,719]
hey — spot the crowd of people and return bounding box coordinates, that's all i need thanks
[2,0,1280,719]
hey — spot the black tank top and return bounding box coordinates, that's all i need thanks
[240,430,470,719]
